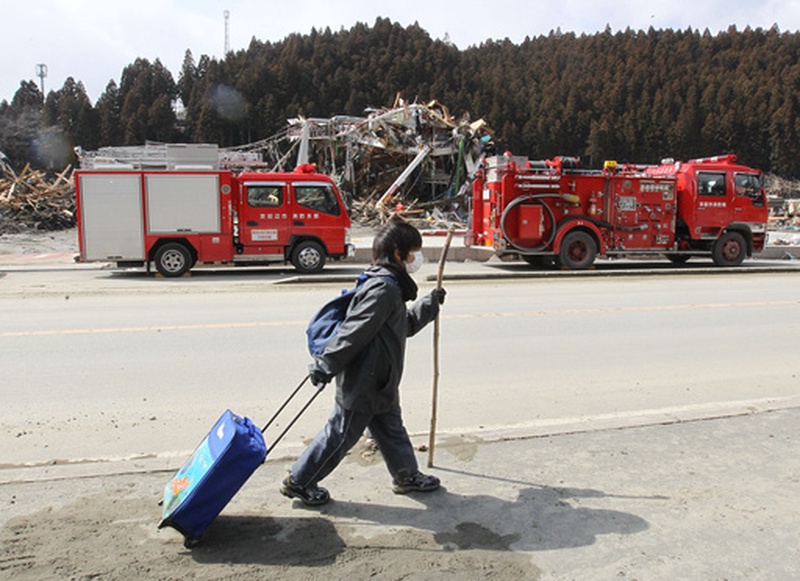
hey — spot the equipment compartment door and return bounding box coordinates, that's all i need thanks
[79,173,144,261]
[145,174,220,234]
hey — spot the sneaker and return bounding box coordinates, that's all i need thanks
[280,476,330,506]
[392,471,441,494]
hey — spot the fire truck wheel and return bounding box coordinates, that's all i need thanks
[558,230,597,270]
[154,242,193,277]
[712,231,746,266]
[291,240,326,274]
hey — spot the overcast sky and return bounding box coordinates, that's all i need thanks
[3,0,799,104]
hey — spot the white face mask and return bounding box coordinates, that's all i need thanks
[406,250,424,274]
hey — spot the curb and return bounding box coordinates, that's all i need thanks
[2,246,799,274]
[349,245,494,264]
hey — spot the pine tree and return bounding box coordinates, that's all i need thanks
[95,80,123,146]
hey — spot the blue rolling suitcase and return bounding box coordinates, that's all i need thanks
[159,376,322,546]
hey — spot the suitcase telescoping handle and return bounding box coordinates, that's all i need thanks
[261,375,324,451]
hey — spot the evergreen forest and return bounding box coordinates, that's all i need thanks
[2,18,800,178]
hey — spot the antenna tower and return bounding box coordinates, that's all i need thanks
[224,10,230,54]
[35,63,48,100]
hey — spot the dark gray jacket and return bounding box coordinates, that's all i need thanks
[310,265,439,414]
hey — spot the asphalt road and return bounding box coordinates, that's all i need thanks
[2,265,798,473]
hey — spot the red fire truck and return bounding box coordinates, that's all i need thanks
[467,153,768,269]
[75,165,354,276]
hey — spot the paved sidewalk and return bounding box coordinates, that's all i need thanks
[2,406,798,579]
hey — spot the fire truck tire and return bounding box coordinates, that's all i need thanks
[712,231,746,266]
[558,230,597,270]
[154,242,193,277]
[291,240,326,274]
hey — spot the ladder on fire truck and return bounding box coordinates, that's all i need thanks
[75,143,265,171]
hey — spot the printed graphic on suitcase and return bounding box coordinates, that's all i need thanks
[159,410,267,543]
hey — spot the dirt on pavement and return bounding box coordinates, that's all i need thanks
[0,228,78,256]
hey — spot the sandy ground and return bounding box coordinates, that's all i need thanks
[0,444,539,580]
[0,228,79,256]
[3,407,800,579]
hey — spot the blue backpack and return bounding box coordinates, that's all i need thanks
[306,274,394,356]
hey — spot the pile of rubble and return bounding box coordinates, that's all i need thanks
[232,96,495,229]
[765,173,800,231]
[0,159,76,234]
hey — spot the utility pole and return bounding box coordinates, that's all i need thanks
[35,63,48,101]
[224,10,230,54]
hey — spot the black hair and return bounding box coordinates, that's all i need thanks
[372,216,422,265]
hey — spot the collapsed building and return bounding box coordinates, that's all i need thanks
[227,97,495,228]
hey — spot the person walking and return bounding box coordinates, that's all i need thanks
[281,218,446,505]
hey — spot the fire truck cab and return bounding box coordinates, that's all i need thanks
[647,155,767,265]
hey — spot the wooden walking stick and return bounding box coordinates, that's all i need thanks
[427,226,456,468]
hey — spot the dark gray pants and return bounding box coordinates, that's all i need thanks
[290,403,418,486]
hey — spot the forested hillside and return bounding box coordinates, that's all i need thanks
[2,18,799,177]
